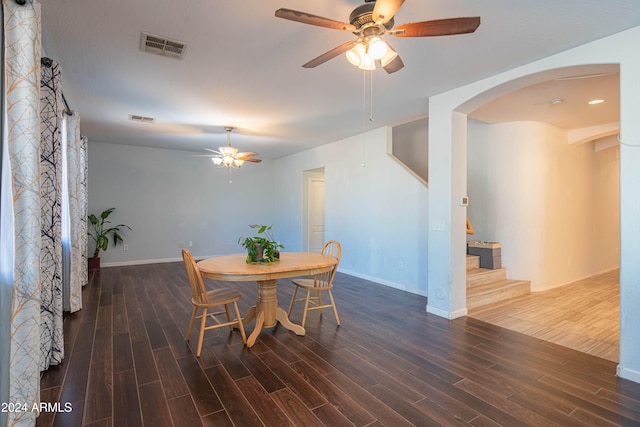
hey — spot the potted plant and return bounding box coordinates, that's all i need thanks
[238,224,284,263]
[88,207,131,269]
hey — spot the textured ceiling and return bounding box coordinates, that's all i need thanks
[40,1,640,158]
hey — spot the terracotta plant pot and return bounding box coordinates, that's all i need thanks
[88,257,100,270]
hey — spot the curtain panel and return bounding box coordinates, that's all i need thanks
[1,1,43,426]
[39,56,64,371]
[65,112,86,312]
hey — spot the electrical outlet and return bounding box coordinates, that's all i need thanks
[189,241,193,247]
[431,222,445,232]
[123,244,128,251]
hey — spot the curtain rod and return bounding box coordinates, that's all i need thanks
[41,57,74,116]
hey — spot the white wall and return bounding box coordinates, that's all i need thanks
[273,127,430,296]
[88,141,275,264]
[467,120,619,291]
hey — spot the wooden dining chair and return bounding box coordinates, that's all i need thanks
[182,249,246,356]
[287,240,342,327]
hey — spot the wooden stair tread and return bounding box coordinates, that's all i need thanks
[466,254,480,270]
[467,279,530,310]
[467,279,530,296]
[466,267,507,287]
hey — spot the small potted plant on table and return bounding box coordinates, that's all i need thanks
[88,207,131,269]
[238,224,284,263]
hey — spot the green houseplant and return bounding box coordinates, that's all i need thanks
[88,207,131,268]
[238,224,284,263]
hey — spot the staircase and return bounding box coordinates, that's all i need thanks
[466,254,530,311]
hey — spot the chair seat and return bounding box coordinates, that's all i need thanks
[201,288,242,305]
[291,278,330,290]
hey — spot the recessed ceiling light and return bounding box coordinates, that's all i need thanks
[588,99,605,105]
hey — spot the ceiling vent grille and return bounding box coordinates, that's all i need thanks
[140,32,187,60]
[129,114,156,123]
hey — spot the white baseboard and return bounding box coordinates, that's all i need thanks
[337,268,428,297]
[534,266,620,292]
[617,364,640,384]
[101,257,181,267]
[426,304,468,319]
[101,254,217,268]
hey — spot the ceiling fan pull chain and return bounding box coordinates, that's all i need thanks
[369,69,375,122]
[361,69,367,167]
[362,68,367,126]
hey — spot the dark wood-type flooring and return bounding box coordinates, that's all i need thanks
[37,261,640,426]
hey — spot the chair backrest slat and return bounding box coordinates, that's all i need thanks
[314,240,342,288]
[182,249,210,304]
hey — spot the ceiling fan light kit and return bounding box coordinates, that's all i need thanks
[201,127,261,170]
[275,0,480,74]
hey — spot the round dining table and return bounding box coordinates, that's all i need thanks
[197,252,338,347]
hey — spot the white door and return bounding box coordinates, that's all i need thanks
[302,168,325,253]
[308,177,325,253]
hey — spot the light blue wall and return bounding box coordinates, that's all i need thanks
[88,141,275,264]
[88,129,430,295]
[273,127,430,296]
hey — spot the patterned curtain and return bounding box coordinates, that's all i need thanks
[1,1,42,426]
[65,112,87,312]
[39,56,64,370]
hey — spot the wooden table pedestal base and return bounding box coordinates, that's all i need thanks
[243,279,305,347]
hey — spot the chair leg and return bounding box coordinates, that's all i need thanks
[317,290,324,317]
[196,308,207,357]
[224,304,233,331]
[328,290,340,326]
[186,307,198,341]
[301,289,312,328]
[288,285,299,317]
[233,301,247,344]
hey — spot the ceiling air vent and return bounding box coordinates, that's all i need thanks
[129,114,156,124]
[140,32,187,60]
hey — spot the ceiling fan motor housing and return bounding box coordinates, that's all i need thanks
[349,3,394,31]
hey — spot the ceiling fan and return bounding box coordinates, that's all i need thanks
[197,127,262,169]
[275,0,480,73]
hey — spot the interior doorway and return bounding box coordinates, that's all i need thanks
[302,168,325,253]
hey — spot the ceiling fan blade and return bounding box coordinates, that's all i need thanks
[238,157,262,163]
[393,17,480,37]
[372,0,405,25]
[236,152,259,157]
[381,54,404,74]
[204,148,223,154]
[303,40,357,68]
[275,8,356,31]
[192,154,217,157]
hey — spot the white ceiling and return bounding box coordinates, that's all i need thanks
[40,1,640,159]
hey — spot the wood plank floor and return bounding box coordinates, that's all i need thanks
[469,269,620,362]
[37,262,640,426]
